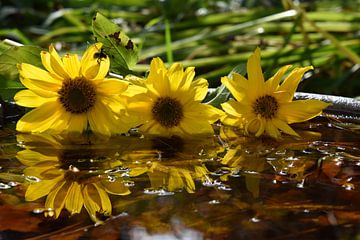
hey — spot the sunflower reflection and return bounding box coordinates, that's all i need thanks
[17,134,130,223]
[219,126,321,193]
[123,135,219,193]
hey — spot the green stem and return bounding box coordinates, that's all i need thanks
[165,18,173,64]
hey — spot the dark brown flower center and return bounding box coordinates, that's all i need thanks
[252,95,279,119]
[58,77,96,114]
[152,97,183,128]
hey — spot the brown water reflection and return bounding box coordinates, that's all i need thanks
[0,118,359,239]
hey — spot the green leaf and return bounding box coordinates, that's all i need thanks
[0,45,42,100]
[92,12,139,75]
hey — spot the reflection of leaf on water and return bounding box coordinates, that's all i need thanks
[16,134,130,224]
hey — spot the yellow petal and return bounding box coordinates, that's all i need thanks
[221,114,244,127]
[102,180,130,195]
[265,121,281,139]
[18,63,62,86]
[265,65,292,93]
[185,103,223,123]
[255,118,266,137]
[190,78,208,102]
[221,74,247,102]
[67,114,88,133]
[19,77,59,98]
[272,118,300,137]
[17,149,58,166]
[168,63,185,91]
[45,180,68,218]
[181,170,195,193]
[80,43,108,80]
[147,57,166,83]
[168,168,183,191]
[88,102,111,136]
[278,66,313,101]
[16,101,64,133]
[83,184,101,221]
[65,182,84,214]
[179,118,214,135]
[221,99,250,118]
[49,45,70,79]
[25,177,61,201]
[14,90,55,108]
[97,79,128,95]
[247,47,265,95]
[62,53,81,79]
[94,57,110,80]
[93,183,112,215]
[279,100,330,124]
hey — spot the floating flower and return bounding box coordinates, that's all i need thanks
[17,134,130,223]
[126,58,223,137]
[15,43,131,136]
[221,48,330,138]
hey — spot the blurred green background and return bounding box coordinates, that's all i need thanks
[0,0,359,98]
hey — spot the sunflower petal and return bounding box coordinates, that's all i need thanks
[14,90,55,108]
[221,74,247,102]
[272,118,300,137]
[16,101,64,133]
[62,53,81,79]
[265,65,292,93]
[247,47,265,95]
[278,66,313,101]
[279,100,330,124]
[178,78,208,104]
[97,79,128,95]
[265,121,281,139]
[103,180,130,195]
[25,177,61,201]
[65,182,84,214]
[49,45,70,79]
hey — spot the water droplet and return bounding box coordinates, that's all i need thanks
[250,217,260,222]
[0,183,11,189]
[25,176,40,183]
[211,168,229,176]
[105,167,129,174]
[7,181,18,187]
[208,200,220,205]
[202,179,222,187]
[33,208,55,216]
[296,179,305,188]
[218,185,232,191]
[124,180,135,187]
[144,188,174,196]
[343,183,354,191]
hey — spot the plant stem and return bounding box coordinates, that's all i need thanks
[165,18,173,64]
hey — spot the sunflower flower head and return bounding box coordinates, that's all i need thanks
[221,47,330,139]
[15,43,131,136]
[127,57,223,137]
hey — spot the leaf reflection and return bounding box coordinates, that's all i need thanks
[16,133,130,224]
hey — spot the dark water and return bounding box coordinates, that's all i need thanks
[0,117,359,240]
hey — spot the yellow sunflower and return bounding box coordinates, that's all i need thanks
[126,58,223,137]
[221,48,330,138]
[15,43,131,136]
[17,134,130,223]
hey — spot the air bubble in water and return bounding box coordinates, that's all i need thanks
[144,188,174,196]
[0,183,11,189]
[208,200,220,205]
[25,176,40,183]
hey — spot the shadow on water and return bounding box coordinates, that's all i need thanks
[0,114,359,239]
